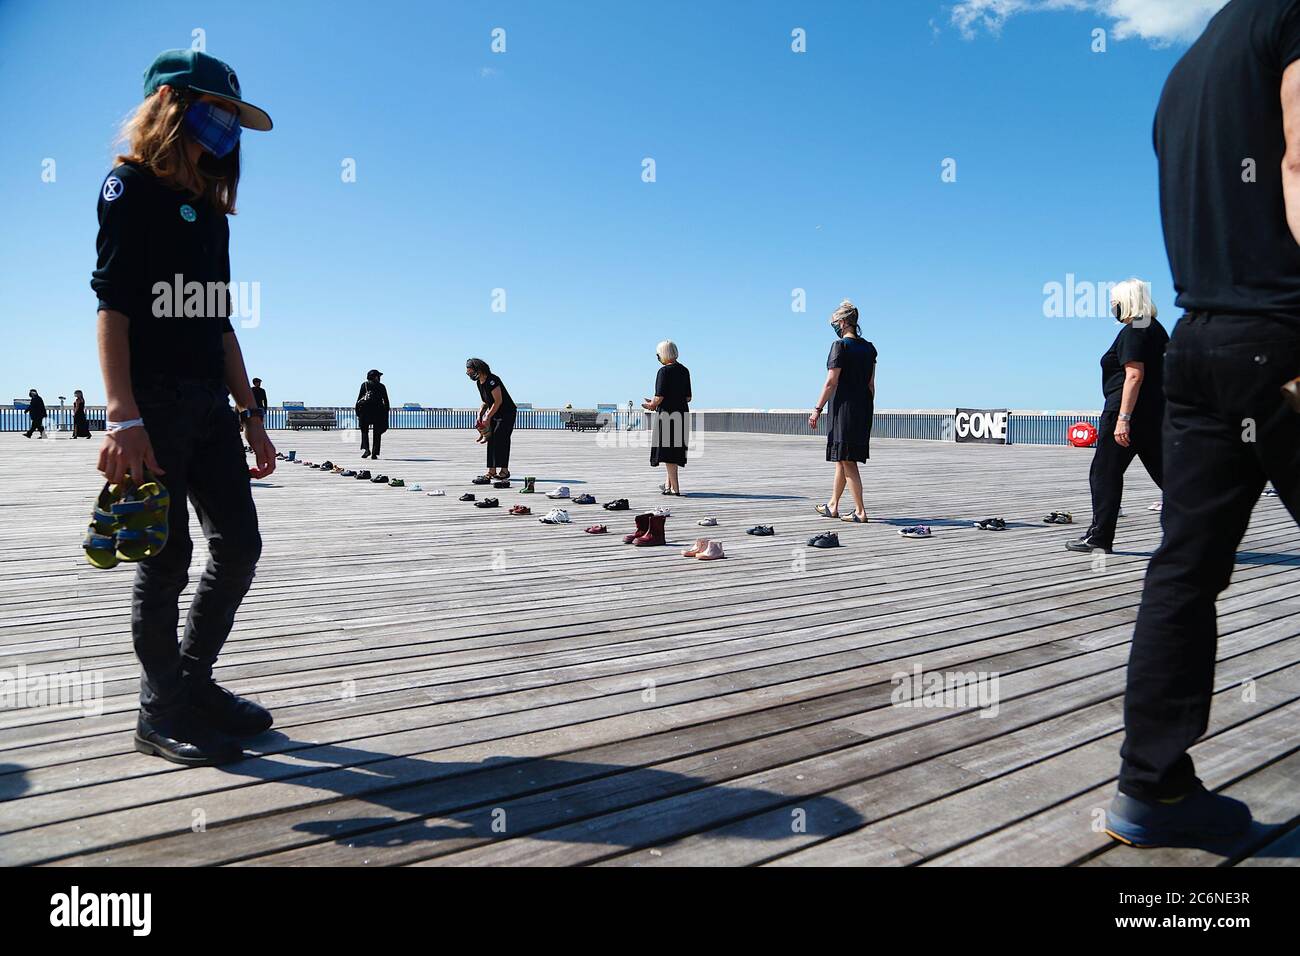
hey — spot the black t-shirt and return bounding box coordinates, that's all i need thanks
[828,337,878,410]
[1155,0,1300,317]
[91,162,234,387]
[251,385,268,410]
[654,362,692,413]
[1101,319,1169,414]
[477,374,517,416]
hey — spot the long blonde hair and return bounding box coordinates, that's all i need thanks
[115,88,239,214]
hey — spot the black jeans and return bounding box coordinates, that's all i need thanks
[360,421,383,457]
[24,416,45,438]
[487,412,515,470]
[1087,407,1164,549]
[1119,313,1300,800]
[132,381,262,718]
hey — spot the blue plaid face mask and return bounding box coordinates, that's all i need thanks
[184,101,241,158]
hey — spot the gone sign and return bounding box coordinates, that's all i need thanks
[954,408,1008,445]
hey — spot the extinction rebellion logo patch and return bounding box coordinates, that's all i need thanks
[102,177,123,202]
[179,204,197,222]
[227,69,241,95]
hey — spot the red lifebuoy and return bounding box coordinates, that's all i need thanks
[1068,421,1099,448]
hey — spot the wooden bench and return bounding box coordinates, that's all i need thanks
[562,410,609,432]
[286,409,338,431]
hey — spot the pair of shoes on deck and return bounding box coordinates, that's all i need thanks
[134,681,272,767]
[623,512,667,546]
[973,517,1006,531]
[683,538,725,560]
[807,532,840,548]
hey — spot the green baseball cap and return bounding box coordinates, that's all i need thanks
[143,49,272,131]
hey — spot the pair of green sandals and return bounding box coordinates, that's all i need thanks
[82,471,170,569]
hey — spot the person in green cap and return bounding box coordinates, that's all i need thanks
[90,49,276,767]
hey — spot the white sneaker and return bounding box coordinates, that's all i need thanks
[652,507,671,517]
[409,484,423,492]
[426,490,446,497]
[539,508,571,524]
[698,517,718,526]
[547,486,571,499]
[1147,501,1163,512]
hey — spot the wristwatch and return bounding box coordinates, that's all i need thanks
[237,407,265,423]
[1118,413,1133,422]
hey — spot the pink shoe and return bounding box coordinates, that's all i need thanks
[696,541,726,561]
[683,538,710,557]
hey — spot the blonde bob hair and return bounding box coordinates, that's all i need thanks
[1110,278,1158,325]
[115,87,240,215]
[656,340,679,363]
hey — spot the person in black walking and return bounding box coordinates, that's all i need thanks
[1104,0,1300,849]
[355,369,389,460]
[23,389,47,439]
[250,378,268,413]
[72,389,92,438]
[467,358,517,480]
[91,49,276,768]
[1067,279,1167,555]
[809,300,877,524]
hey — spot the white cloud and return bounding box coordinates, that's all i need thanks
[950,0,1229,44]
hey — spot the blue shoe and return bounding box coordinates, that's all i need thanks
[1104,784,1251,848]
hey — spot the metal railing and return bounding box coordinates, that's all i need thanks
[0,404,1103,446]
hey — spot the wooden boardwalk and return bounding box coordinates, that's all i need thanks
[1,427,1297,867]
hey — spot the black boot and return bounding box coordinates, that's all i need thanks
[134,708,243,766]
[190,680,274,737]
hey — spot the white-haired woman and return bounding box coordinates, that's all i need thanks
[809,301,878,523]
[1067,279,1168,554]
[643,340,691,495]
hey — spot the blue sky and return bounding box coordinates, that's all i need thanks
[0,0,1224,410]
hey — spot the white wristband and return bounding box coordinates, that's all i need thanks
[107,418,144,433]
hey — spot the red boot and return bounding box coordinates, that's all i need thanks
[633,513,667,547]
[623,513,651,544]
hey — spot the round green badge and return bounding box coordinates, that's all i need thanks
[179,204,197,222]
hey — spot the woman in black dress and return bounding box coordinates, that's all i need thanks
[467,358,517,479]
[355,369,389,460]
[72,389,92,438]
[643,340,692,495]
[809,300,877,523]
[1066,278,1167,555]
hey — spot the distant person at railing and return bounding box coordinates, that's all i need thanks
[467,358,517,480]
[72,390,92,438]
[643,340,691,495]
[250,378,268,412]
[23,389,47,439]
[1066,279,1167,557]
[809,300,876,523]
[355,369,389,460]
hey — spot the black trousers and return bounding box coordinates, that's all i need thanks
[132,381,262,718]
[360,421,384,457]
[487,412,515,470]
[24,416,45,438]
[1087,408,1164,549]
[1119,313,1300,800]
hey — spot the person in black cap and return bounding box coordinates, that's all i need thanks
[91,48,276,767]
[1104,0,1300,849]
[250,377,268,413]
[355,369,390,459]
[23,389,46,439]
